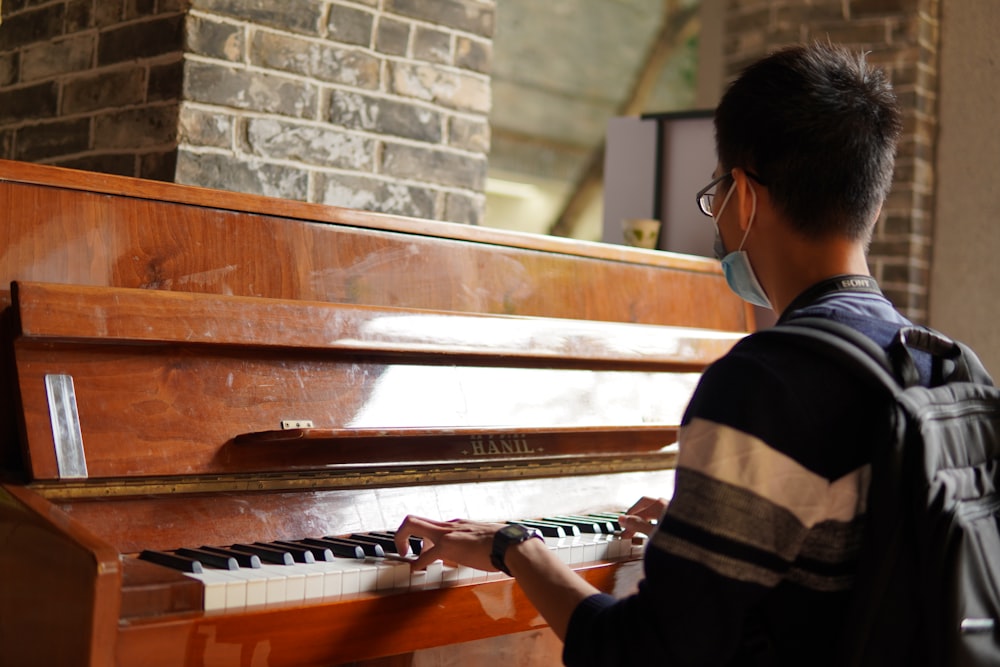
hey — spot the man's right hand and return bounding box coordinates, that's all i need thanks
[619,496,668,538]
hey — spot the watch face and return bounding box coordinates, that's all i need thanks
[499,524,530,540]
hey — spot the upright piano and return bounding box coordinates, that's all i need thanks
[0,159,753,666]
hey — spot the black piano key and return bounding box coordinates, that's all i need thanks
[583,512,624,532]
[139,549,203,574]
[350,532,399,554]
[176,547,239,571]
[230,543,295,565]
[199,545,262,569]
[323,536,385,558]
[278,540,335,562]
[542,516,599,534]
[527,518,581,537]
[555,515,617,534]
[508,520,565,539]
[386,531,424,556]
[257,541,314,564]
[270,540,329,562]
[300,537,365,559]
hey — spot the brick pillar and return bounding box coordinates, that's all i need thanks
[0,1,185,181]
[0,0,494,225]
[723,0,940,323]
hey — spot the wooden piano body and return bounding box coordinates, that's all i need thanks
[0,159,753,666]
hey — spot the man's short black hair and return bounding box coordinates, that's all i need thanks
[714,42,902,241]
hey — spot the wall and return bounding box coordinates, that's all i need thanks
[0,0,494,224]
[0,0,185,180]
[931,0,1000,375]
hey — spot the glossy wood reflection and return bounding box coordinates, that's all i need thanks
[0,159,752,331]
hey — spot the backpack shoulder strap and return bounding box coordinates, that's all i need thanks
[773,316,995,389]
[760,316,903,393]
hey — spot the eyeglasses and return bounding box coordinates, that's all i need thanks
[696,173,731,217]
[695,171,766,217]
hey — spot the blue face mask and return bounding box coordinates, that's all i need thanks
[712,181,772,309]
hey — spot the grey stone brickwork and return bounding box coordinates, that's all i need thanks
[0,0,494,224]
[0,1,185,180]
[722,0,941,323]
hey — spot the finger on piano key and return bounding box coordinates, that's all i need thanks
[408,559,443,591]
[583,512,624,532]
[385,531,424,556]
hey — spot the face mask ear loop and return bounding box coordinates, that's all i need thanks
[736,183,758,252]
[712,177,737,246]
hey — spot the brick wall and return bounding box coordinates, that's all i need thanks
[0,0,494,224]
[0,1,185,181]
[723,0,941,322]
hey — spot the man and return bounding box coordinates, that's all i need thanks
[395,42,906,666]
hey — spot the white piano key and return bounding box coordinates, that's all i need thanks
[311,559,366,600]
[357,559,379,593]
[187,570,240,612]
[373,560,396,591]
[440,563,460,586]
[406,560,442,590]
[593,536,612,561]
[339,562,362,597]
[544,537,573,565]
[295,563,327,600]
[376,559,411,591]
[284,569,307,603]
[581,539,598,563]
[607,536,626,560]
[223,568,268,608]
[256,564,289,604]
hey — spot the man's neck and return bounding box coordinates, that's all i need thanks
[765,235,871,316]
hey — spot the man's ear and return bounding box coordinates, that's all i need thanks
[731,168,756,231]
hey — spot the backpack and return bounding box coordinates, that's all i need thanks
[764,316,1000,666]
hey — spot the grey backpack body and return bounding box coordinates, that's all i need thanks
[765,317,1000,666]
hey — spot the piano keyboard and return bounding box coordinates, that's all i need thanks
[136,514,645,613]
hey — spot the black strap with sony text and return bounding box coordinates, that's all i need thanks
[778,274,882,325]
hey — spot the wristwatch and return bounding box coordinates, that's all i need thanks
[490,523,543,575]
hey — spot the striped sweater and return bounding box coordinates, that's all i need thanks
[563,286,913,666]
